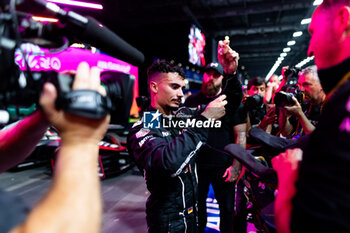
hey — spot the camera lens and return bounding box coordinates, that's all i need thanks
[100,71,135,125]
[244,94,263,111]
[274,91,294,107]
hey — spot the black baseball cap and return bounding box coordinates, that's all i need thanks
[204,62,224,75]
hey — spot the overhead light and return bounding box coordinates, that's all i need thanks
[287,40,296,46]
[295,56,315,68]
[313,0,323,6]
[47,0,103,10]
[265,65,280,80]
[301,18,312,25]
[283,47,291,53]
[46,2,61,12]
[293,31,303,37]
[32,16,58,22]
[280,53,287,57]
[70,43,85,48]
[266,57,285,80]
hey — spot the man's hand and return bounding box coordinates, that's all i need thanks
[284,97,303,117]
[222,165,242,183]
[201,94,227,120]
[218,39,239,74]
[39,62,110,146]
[258,106,276,130]
[281,66,289,80]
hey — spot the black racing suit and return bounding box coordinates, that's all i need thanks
[127,106,210,233]
[291,57,350,232]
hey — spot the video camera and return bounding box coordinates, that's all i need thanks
[0,0,144,125]
[274,84,304,107]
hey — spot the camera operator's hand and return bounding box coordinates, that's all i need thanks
[11,62,110,233]
[272,66,290,97]
[40,62,110,145]
[218,39,239,74]
[258,106,276,131]
[284,96,316,135]
[201,94,227,120]
[278,106,294,137]
[281,66,289,80]
[283,97,303,117]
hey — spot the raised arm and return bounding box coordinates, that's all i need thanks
[218,39,243,115]
[0,111,49,173]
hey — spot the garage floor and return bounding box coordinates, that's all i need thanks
[0,166,148,233]
[0,166,259,233]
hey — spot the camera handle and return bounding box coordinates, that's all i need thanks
[56,90,112,119]
[52,73,112,119]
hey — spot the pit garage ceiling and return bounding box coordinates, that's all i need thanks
[18,0,317,81]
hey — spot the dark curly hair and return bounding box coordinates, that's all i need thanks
[247,76,266,91]
[147,59,185,86]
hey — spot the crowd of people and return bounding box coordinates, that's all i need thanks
[0,0,349,232]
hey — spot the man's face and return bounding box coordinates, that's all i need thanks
[152,72,185,111]
[269,75,281,86]
[248,84,266,97]
[298,73,323,104]
[308,7,340,69]
[202,69,224,97]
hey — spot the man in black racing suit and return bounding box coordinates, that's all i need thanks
[129,104,215,233]
[127,41,241,233]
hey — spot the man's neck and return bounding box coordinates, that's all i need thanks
[203,88,222,98]
[312,93,326,106]
[150,102,170,115]
[318,57,350,94]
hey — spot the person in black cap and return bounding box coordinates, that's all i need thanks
[184,59,247,233]
[201,62,225,97]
